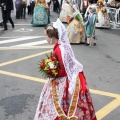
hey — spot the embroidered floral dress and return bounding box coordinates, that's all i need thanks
[67,11,86,44]
[31,0,50,26]
[34,43,97,120]
[96,6,110,28]
[59,0,73,23]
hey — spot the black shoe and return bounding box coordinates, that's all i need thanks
[12,24,15,29]
[85,43,89,46]
[0,22,3,26]
[80,42,86,44]
[16,17,20,19]
[93,43,96,46]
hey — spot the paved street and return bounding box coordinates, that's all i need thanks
[0,10,120,120]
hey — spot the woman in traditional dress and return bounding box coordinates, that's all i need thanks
[31,0,50,26]
[96,0,110,28]
[66,5,86,44]
[59,0,73,22]
[97,7,110,28]
[34,18,97,120]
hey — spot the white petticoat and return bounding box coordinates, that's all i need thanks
[34,77,66,120]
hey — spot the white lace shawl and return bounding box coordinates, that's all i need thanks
[53,18,83,94]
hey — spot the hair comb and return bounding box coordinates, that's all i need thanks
[47,26,54,30]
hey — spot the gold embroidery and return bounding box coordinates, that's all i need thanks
[52,75,80,120]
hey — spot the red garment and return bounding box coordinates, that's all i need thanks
[54,43,97,120]
[53,43,86,91]
[53,43,67,77]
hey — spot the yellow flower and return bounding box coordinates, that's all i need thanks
[52,70,58,76]
[45,59,52,64]
[44,66,49,70]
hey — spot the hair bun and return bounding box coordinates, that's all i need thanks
[45,26,59,39]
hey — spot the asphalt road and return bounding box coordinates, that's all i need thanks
[0,11,120,120]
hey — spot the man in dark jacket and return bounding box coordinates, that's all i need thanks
[15,0,22,19]
[30,0,35,15]
[0,0,14,30]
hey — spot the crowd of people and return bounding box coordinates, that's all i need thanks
[60,0,112,45]
[0,0,119,37]
[107,0,120,9]
[15,0,35,19]
[29,0,111,46]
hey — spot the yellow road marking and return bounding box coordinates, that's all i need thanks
[0,70,46,83]
[0,48,120,120]
[90,89,120,98]
[0,46,53,50]
[96,98,120,120]
[0,36,119,120]
[0,69,120,98]
[0,69,120,120]
[0,49,52,67]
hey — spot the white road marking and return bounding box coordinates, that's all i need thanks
[7,23,32,26]
[0,36,44,38]
[14,28,33,32]
[10,40,47,47]
[0,36,45,44]
[0,37,19,38]
[14,24,31,25]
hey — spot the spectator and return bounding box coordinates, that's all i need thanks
[53,0,60,13]
[30,0,35,15]
[0,0,14,30]
[15,0,22,19]
[76,0,81,11]
[21,0,27,19]
[27,3,31,15]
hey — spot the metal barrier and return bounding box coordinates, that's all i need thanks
[107,7,120,26]
[116,8,120,25]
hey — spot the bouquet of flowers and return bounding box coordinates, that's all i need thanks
[39,52,60,78]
